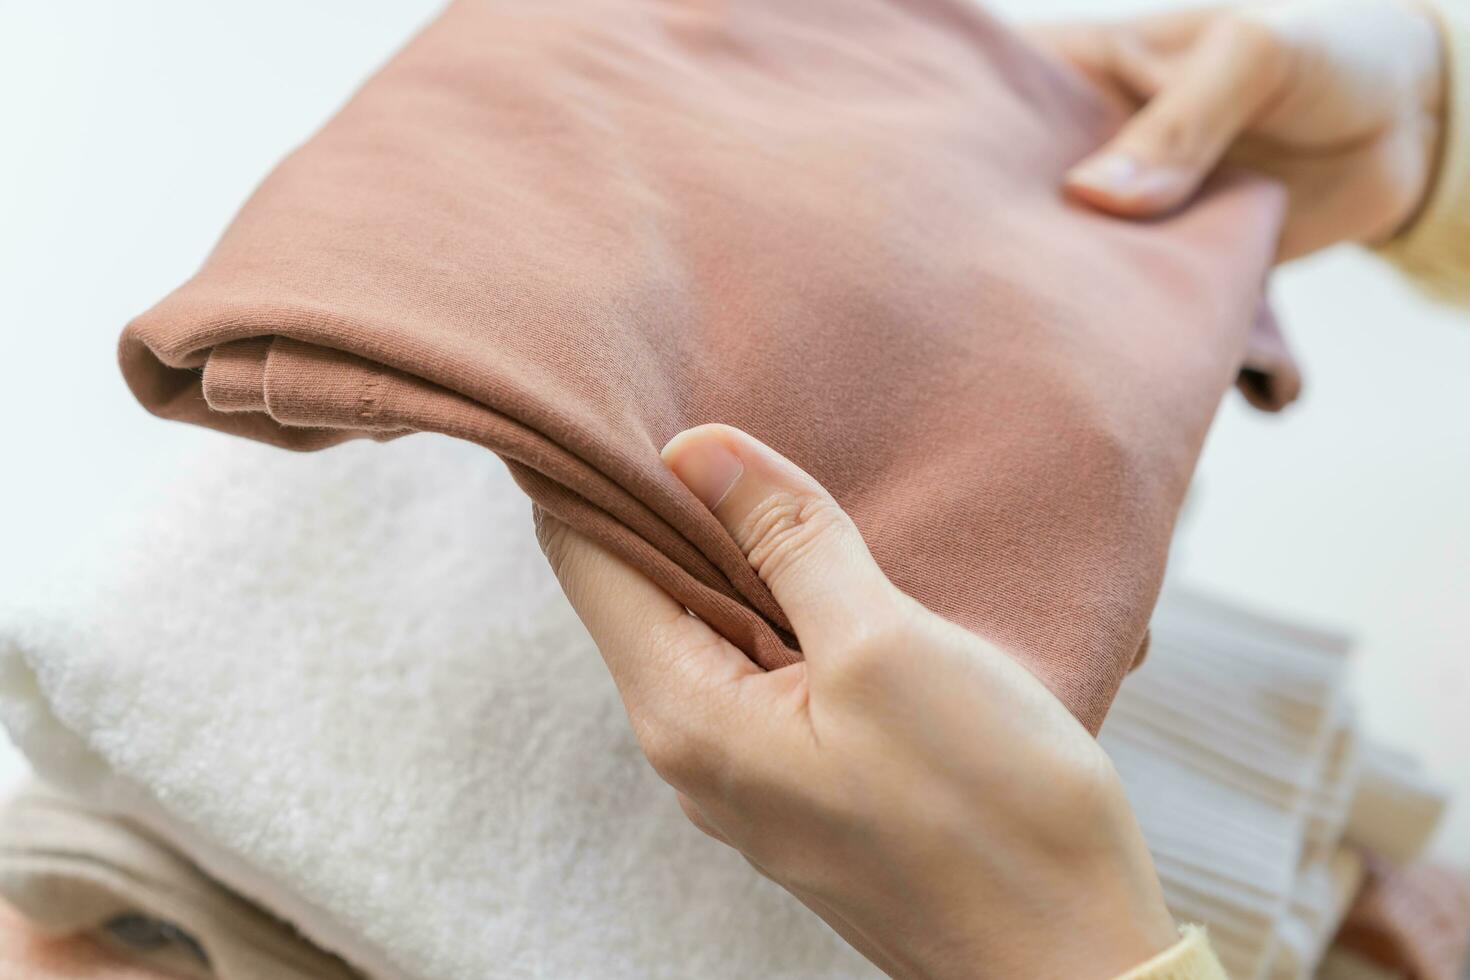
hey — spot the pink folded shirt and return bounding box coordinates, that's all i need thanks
[120,0,1298,732]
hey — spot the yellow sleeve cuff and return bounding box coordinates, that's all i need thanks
[1112,926,1229,980]
[1379,0,1470,302]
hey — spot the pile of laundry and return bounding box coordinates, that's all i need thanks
[4,1,1465,976]
[0,436,1464,980]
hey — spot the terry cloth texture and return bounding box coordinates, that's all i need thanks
[0,437,879,980]
[117,0,1300,733]
[4,435,1436,980]
[0,785,357,980]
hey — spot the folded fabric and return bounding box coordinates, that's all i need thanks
[118,0,1298,732]
[0,783,357,980]
[1268,846,1364,980]
[3,434,1409,980]
[1316,947,1405,980]
[1099,591,1360,980]
[0,897,177,980]
[1345,744,1451,864]
[0,437,878,980]
[1328,737,1470,980]
[1333,854,1470,980]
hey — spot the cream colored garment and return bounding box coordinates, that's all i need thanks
[0,783,355,980]
[1382,1,1470,301]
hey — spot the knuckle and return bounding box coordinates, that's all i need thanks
[824,597,920,688]
[636,714,730,795]
[732,490,845,590]
[536,518,615,610]
[675,794,720,840]
[533,512,581,582]
[638,722,701,787]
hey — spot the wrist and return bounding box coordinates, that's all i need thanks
[1037,770,1180,978]
[930,770,1179,979]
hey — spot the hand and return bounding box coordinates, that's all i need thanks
[1038,0,1445,259]
[537,424,1178,980]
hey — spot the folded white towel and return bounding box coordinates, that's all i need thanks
[0,436,875,980]
[0,435,1388,980]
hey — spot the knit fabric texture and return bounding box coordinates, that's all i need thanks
[118,0,1299,732]
[1115,926,1229,980]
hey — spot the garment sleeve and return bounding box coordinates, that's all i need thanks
[1111,926,1229,980]
[1378,1,1470,303]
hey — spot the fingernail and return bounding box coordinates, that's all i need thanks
[1067,153,1140,191]
[1069,155,1192,204]
[664,432,744,511]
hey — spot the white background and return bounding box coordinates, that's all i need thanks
[1,0,1467,862]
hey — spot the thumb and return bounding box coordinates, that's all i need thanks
[661,424,897,653]
[1065,14,1290,216]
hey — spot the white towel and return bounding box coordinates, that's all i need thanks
[0,434,1386,979]
[0,436,875,980]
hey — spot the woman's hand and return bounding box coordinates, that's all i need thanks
[537,425,1177,980]
[1039,0,1446,259]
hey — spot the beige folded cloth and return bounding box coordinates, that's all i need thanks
[0,897,179,980]
[1345,744,1451,864]
[0,783,355,980]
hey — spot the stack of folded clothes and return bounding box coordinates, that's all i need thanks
[3,1,1463,977]
[1,436,1465,980]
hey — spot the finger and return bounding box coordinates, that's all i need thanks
[1030,23,1165,104]
[535,511,757,727]
[1065,12,1290,215]
[660,424,897,654]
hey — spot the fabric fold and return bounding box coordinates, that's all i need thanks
[0,898,178,980]
[118,0,1298,732]
[9,434,1465,980]
[0,783,357,980]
